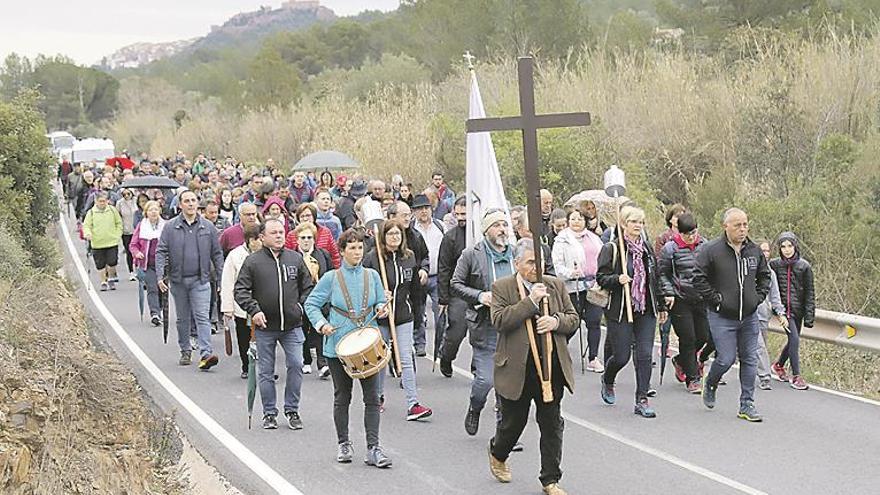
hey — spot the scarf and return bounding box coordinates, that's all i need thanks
[483,239,513,286]
[625,237,647,313]
[139,218,165,240]
[673,232,701,250]
[302,249,320,282]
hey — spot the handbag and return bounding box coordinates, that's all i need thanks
[585,242,616,308]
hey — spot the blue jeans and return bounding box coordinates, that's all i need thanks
[378,321,419,408]
[171,277,212,358]
[256,327,305,416]
[470,329,498,412]
[413,275,440,350]
[706,311,759,406]
[143,267,160,317]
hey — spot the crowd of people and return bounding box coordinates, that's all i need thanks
[59,152,817,495]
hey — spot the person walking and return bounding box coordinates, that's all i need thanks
[156,190,225,370]
[692,208,770,422]
[756,240,787,391]
[452,209,514,435]
[411,194,445,358]
[488,238,579,495]
[596,206,667,418]
[291,222,333,379]
[220,225,262,379]
[363,219,433,421]
[82,191,123,291]
[551,209,605,373]
[234,218,314,430]
[769,232,815,391]
[437,196,468,377]
[117,188,139,281]
[129,200,167,325]
[286,203,341,269]
[304,229,392,468]
[658,213,708,394]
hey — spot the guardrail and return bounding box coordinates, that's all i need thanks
[768,309,880,354]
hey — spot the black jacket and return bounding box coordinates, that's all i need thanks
[658,237,705,304]
[597,238,666,323]
[234,247,314,331]
[769,258,815,326]
[406,227,430,274]
[363,248,420,325]
[335,196,357,230]
[692,236,770,320]
[438,225,467,304]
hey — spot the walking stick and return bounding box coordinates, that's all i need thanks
[373,224,402,375]
[573,261,586,374]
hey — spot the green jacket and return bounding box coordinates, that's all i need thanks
[83,205,122,249]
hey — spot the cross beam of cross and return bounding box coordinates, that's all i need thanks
[465,56,590,282]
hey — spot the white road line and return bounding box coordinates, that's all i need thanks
[439,360,769,495]
[58,210,303,495]
[659,342,880,407]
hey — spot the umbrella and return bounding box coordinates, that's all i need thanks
[658,322,672,385]
[161,283,169,344]
[292,151,359,172]
[136,267,146,321]
[246,319,258,429]
[431,307,447,373]
[565,189,630,228]
[121,176,182,190]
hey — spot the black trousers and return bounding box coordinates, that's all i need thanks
[328,358,381,447]
[301,321,326,368]
[491,358,565,487]
[121,234,134,272]
[440,297,469,361]
[234,316,251,373]
[670,299,710,383]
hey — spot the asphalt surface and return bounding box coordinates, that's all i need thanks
[57,207,880,495]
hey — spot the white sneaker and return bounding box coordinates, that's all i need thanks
[129,273,137,281]
[302,364,312,374]
[586,358,605,373]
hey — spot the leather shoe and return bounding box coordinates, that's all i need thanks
[439,358,453,377]
[464,407,480,436]
[488,444,511,483]
[542,483,568,495]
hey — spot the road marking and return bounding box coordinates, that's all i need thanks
[659,342,880,407]
[58,210,303,495]
[440,360,768,495]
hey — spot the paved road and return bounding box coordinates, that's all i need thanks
[57,207,880,495]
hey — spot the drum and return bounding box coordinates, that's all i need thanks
[335,327,390,379]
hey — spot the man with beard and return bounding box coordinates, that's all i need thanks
[452,209,514,436]
[437,196,468,377]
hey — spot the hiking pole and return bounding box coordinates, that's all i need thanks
[574,261,586,374]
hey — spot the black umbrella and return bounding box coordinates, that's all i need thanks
[431,307,447,373]
[292,151,359,172]
[121,176,182,190]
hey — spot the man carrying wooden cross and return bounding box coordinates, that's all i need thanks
[488,238,578,495]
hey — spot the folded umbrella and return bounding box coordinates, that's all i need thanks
[659,322,671,385]
[136,267,146,321]
[246,319,258,429]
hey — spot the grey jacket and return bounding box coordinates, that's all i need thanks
[155,214,224,285]
[757,268,785,324]
[451,241,506,348]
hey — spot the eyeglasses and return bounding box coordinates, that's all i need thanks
[385,231,402,237]
[298,236,313,240]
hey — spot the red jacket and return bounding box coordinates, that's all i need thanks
[285,224,341,269]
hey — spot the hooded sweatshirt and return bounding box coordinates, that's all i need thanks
[260,196,291,233]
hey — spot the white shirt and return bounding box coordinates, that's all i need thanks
[414,219,444,275]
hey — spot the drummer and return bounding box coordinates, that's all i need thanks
[363,219,433,421]
[304,228,393,468]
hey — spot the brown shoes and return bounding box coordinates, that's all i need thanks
[542,483,568,495]
[488,445,511,483]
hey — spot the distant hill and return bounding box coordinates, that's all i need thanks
[101,1,336,69]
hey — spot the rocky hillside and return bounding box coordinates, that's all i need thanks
[102,1,336,69]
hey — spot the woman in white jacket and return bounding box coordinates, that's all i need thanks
[221,224,263,379]
[552,209,606,372]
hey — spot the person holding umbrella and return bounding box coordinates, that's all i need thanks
[220,225,262,379]
[304,229,392,468]
[596,206,667,418]
[129,200,167,325]
[363,219,433,421]
[551,209,605,373]
[234,218,314,430]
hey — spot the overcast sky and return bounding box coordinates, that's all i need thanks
[0,1,400,66]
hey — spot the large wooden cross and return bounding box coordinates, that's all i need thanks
[465,56,591,403]
[465,56,591,282]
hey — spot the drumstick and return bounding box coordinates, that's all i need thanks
[373,223,403,375]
